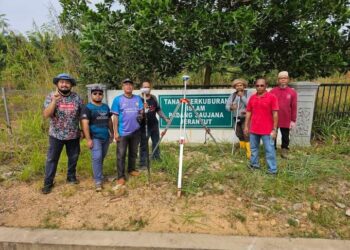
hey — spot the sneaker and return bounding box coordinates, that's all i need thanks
[95,184,103,192]
[266,171,278,176]
[247,164,260,171]
[41,183,53,194]
[129,170,140,177]
[66,177,80,184]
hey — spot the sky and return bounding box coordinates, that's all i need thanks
[0,0,121,34]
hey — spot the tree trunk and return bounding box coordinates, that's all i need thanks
[203,64,212,86]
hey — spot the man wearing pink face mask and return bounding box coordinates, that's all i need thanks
[270,71,297,159]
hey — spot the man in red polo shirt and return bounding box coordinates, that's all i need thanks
[270,71,297,159]
[244,78,279,174]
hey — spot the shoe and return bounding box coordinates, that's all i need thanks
[112,178,125,190]
[247,164,260,171]
[139,166,147,171]
[266,171,278,176]
[95,184,103,192]
[281,148,289,159]
[66,177,80,184]
[129,170,140,177]
[41,183,53,194]
[117,178,125,185]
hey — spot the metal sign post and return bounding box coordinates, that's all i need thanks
[1,87,12,134]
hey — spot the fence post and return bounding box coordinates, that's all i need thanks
[1,87,12,134]
[289,82,319,146]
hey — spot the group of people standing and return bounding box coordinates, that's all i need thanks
[41,71,297,194]
[226,71,297,175]
[41,75,168,194]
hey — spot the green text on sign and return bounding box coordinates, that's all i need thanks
[159,94,232,128]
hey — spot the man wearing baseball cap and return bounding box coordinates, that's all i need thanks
[81,84,113,191]
[270,71,297,159]
[42,73,83,194]
[111,78,143,188]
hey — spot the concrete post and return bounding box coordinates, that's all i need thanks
[86,84,108,104]
[289,82,320,146]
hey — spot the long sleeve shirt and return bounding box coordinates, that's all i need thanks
[270,86,297,128]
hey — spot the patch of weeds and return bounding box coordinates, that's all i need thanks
[179,209,206,225]
[128,216,149,231]
[41,209,68,229]
[61,185,78,197]
[287,218,299,227]
[308,207,338,228]
[226,208,246,225]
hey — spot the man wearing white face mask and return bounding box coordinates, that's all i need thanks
[139,80,169,169]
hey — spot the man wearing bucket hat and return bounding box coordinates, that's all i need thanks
[111,78,143,189]
[81,84,113,192]
[270,71,297,159]
[42,73,84,194]
[225,78,252,159]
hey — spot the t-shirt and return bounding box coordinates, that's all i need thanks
[140,95,161,128]
[270,86,297,128]
[80,103,111,140]
[44,92,83,140]
[111,94,143,136]
[246,92,279,135]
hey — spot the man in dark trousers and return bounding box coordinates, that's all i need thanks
[111,79,143,189]
[270,71,297,159]
[42,73,83,194]
[139,80,169,169]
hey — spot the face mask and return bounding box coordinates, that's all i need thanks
[59,89,71,95]
[141,88,150,94]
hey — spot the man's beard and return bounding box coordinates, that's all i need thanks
[94,100,102,103]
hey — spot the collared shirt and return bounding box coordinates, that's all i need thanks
[44,92,83,140]
[111,94,143,136]
[270,86,297,128]
[246,91,279,135]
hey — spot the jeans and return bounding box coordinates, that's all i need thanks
[250,133,277,173]
[116,129,141,179]
[139,126,160,166]
[91,138,110,185]
[44,136,80,186]
[274,127,290,149]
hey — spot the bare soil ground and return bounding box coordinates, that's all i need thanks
[0,172,349,238]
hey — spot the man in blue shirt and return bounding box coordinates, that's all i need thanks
[111,78,143,188]
[81,84,113,191]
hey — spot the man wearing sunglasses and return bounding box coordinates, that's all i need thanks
[244,78,279,175]
[81,84,113,191]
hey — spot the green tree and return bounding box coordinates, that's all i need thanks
[60,0,350,85]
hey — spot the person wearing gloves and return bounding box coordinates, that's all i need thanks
[270,71,297,159]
